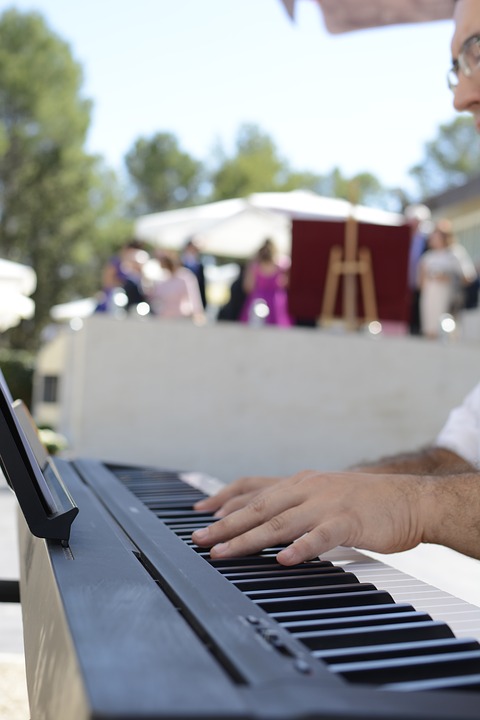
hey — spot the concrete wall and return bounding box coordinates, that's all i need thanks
[32,332,67,428]
[36,314,480,484]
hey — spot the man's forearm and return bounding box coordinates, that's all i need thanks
[422,473,480,560]
[350,446,476,475]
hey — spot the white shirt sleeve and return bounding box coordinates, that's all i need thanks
[435,382,480,468]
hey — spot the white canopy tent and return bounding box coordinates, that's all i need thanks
[134,190,405,260]
[135,199,290,259]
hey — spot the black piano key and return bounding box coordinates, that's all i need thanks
[191,548,287,562]
[169,523,212,542]
[191,549,214,557]
[269,602,416,624]
[129,487,203,500]
[245,578,364,600]
[221,566,346,582]
[280,610,432,633]
[159,497,204,504]
[163,522,215,532]
[209,558,333,572]
[256,588,395,613]
[383,673,480,692]
[148,501,203,511]
[157,511,214,520]
[184,540,283,561]
[315,638,480,663]
[293,620,454,651]
[210,555,332,579]
[134,486,201,495]
[232,570,354,592]
[330,649,480,685]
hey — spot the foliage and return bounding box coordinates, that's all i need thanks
[125,132,204,215]
[0,347,35,407]
[302,167,402,210]
[209,123,290,200]
[0,9,130,350]
[409,116,480,198]
[37,427,68,455]
[71,161,134,299]
[204,123,401,210]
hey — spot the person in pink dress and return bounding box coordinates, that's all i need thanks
[240,239,292,326]
[144,250,205,323]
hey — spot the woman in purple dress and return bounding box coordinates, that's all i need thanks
[240,239,292,327]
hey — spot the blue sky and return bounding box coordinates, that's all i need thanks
[0,0,462,194]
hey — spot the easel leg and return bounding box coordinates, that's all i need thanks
[319,246,342,326]
[359,248,378,323]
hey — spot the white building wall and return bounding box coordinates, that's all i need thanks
[31,332,67,428]
[34,315,480,484]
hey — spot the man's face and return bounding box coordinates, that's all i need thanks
[451,0,480,127]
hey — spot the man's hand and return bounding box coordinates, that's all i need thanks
[194,475,281,517]
[192,470,426,565]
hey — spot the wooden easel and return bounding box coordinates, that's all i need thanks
[318,210,378,330]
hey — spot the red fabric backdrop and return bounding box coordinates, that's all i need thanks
[288,219,411,324]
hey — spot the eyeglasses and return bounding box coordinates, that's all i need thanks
[447,34,480,91]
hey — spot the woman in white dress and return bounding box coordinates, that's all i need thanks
[418,220,471,339]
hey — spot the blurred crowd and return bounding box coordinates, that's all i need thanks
[95,239,207,323]
[94,208,479,340]
[94,236,293,328]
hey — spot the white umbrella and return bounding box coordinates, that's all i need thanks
[280,0,455,33]
[0,259,36,331]
[0,259,36,297]
[50,297,97,322]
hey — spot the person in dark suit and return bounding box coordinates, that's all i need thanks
[181,239,207,309]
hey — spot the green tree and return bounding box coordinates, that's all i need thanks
[208,123,398,209]
[125,132,203,215]
[0,9,129,349]
[67,161,133,300]
[409,115,480,198]
[319,168,400,210]
[209,123,291,200]
[281,165,401,211]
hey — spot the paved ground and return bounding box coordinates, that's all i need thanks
[0,477,29,719]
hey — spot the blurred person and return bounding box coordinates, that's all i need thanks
[181,239,207,309]
[96,239,149,313]
[418,219,474,338]
[217,263,248,322]
[444,219,478,312]
[143,249,205,322]
[191,0,480,567]
[405,204,431,335]
[240,239,292,327]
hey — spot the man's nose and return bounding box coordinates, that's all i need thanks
[453,73,480,112]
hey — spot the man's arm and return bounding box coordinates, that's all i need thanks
[421,472,480,559]
[350,446,476,475]
[193,447,476,519]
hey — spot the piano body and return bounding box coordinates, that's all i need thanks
[17,458,480,720]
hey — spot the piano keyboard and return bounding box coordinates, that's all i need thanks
[18,457,480,720]
[321,546,480,645]
[113,465,480,694]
